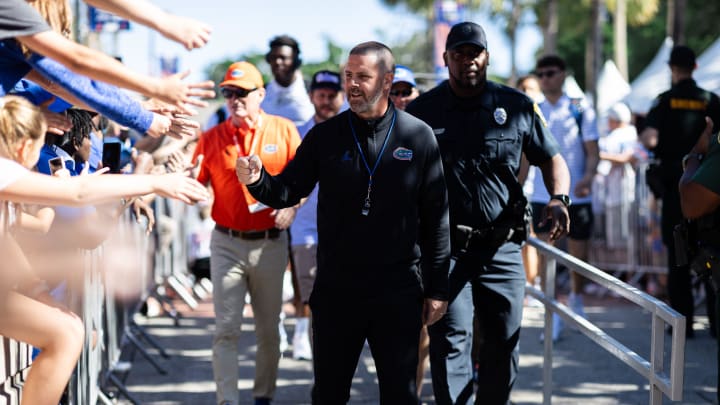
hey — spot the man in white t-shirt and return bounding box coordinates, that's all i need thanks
[261,35,314,127]
[530,55,599,341]
[289,70,344,361]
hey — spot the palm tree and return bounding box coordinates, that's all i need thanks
[606,0,660,80]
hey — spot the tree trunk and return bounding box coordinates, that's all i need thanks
[667,0,686,44]
[507,0,521,84]
[586,0,603,97]
[614,0,628,80]
[543,0,559,54]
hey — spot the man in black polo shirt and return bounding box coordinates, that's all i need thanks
[237,41,450,405]
[640,45,720,338]
[406,22,571,404]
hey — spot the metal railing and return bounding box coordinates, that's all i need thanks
[0,197,195,405]
[527,236,686,405]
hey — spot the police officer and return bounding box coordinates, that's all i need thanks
[640,45,720,338]
[406,22,571,404]
[679,117,720,401]
[236,41,450,405]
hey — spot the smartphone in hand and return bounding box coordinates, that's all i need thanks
[102,143,122,174]
[48,156,65,174]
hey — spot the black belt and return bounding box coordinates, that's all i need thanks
[215,225,281,240]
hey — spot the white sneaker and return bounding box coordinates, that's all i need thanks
[279,312,289,353]
[292,318,312,360]
[292,332,312,360]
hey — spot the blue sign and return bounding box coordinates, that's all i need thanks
[88,7,130,32]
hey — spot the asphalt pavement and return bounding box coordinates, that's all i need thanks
[116,291,718,405]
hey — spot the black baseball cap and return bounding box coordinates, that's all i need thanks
[310,70,341,91]
[669,45,696,68]
[446,22,487,51]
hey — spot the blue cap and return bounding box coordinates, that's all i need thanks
[393,65,416,87]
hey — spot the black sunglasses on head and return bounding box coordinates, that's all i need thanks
[390,89,413,97]
[221,87,258,99]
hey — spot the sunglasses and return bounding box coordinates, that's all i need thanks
[448,48,485,61]
[536,70,560,79]
[390,89,413,97]
[221,87,258,99]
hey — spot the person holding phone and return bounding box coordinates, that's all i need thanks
[0,95,209,405]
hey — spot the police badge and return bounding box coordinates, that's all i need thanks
[494,107,507,125]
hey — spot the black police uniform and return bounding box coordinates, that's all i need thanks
[645,77,720,336]
[407,80,559,405]
[680,130,720,400]
[247,103,450,405]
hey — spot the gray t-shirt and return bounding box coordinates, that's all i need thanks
[0,0,50,40]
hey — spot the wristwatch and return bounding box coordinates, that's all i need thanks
[682,152,704,170]
[550,194,572,207]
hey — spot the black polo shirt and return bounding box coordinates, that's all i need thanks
[406,80,559,229]
[248,104,450,300]
[645,78,720,191]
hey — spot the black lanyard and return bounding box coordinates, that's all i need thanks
[348,111,397,216]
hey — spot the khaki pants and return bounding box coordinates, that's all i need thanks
[210,229,288,404]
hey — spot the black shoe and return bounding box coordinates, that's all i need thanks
[254,398,271,405]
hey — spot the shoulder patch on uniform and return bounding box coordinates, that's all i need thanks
[393,147,413,161]
[533,103,547,127]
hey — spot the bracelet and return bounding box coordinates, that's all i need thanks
[682,153,704,170]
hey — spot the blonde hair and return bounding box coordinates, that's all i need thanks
[22,0,72,55]
[0,96,47,160]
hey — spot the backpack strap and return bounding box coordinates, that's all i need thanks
[568,97,584,136]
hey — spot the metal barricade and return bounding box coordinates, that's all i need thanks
[0,193,194,404]
[0,203,33,405]
[0,338,32,405]
[589,161,667,278]
[527,236,686,405]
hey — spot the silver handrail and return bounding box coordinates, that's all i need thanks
[527,236,686,405]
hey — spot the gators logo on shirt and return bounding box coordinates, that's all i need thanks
[393,147,413,161]
[263,144,278,153]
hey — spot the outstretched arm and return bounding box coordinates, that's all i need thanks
[17,30,214,110]
[83,0,212,50]
[1,171,209,207]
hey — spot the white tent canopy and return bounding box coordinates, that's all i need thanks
[597,60,631,113]
[623,37,674,115]
[596,60,632,135]
[562,75,585,99]
[695,36,720,96]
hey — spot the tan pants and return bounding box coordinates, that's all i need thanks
[210,229,288,404]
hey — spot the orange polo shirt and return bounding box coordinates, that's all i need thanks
[193,111,301,231]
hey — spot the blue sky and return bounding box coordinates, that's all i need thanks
[92,0,542,84]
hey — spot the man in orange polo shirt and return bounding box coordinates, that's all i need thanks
[193,61,301,405]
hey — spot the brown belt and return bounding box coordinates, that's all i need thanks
[215,225,281,240]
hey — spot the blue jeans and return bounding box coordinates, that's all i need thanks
[429,242,525,405]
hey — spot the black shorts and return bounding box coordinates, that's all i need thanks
[531,202,593,241]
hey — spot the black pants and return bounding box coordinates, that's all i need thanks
[310,288,423,405]
[429,241,525,405]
